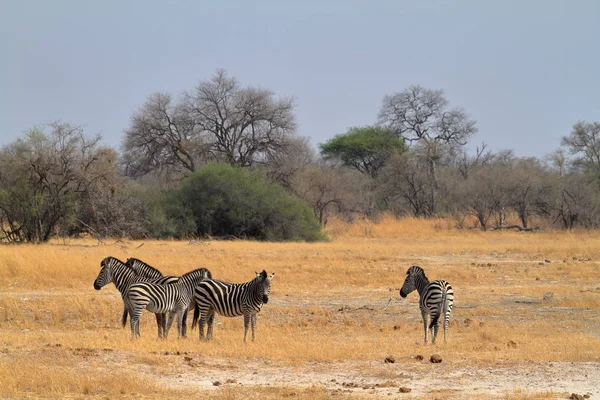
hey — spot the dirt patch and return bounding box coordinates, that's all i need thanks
[116,354,600,398]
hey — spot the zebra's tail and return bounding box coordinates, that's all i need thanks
[191,302,200,331]
[122,308,128,328]
[429,290,447,329]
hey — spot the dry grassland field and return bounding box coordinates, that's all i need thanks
[1,217,599,400]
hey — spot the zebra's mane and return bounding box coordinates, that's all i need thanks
[126,258,163,276]
[101,256,130,270]
[181,267,213,282]
[408,265,429,283]
[100,256,138,278]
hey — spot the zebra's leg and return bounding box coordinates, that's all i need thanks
[251,312,257,342]
[421,308,429,344]
[199,310,207,341]
[165,312,177,338]
[243,312,251,343]
[130,309,142,339]
[431,320,439,344]
[181,308,189,338]
[206,309,215,340]
[161,313,169,337]
[165,313,173,335]
[176,308,185,339]
[155,313,164,338]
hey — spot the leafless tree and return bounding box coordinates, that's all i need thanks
[292,165,371,225]
[122,92,210,179]
[544,148,570,176]
[263,136,315,190]
[184,69,297,167]
[377,152,435,217]
[378,85,477,214]
[561,121,600,176]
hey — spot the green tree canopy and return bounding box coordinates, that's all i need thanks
[319,126,407,178]
[167,164,325,241]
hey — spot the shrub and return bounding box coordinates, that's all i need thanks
[172,164,325,241]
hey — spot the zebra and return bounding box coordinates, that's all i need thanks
[191,270,274,343]
[123,257,185,337]
[125,257,164,280]
[93,256,178,338]
[125,267,212,339]
[399,265,454,344]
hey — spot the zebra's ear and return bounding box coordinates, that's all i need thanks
[268,272,275,280]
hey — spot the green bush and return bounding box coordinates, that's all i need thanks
[172,164,325,241]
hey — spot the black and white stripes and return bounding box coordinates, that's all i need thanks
[126,267,212,338]
[400,265,454,344]
[192,270,274,342]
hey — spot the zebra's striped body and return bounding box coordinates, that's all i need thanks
[93,256,179,338]
[400,265,454,344]
[126,267,212,339]
[123,257,181,337]
[192,270,274,342]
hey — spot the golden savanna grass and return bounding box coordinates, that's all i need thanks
[1,216,599,399]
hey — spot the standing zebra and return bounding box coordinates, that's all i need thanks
[126,257,164,280]
[125,267,212,339]
[124,257,188,337]
[399,265,454,344]
[93,256,178,338]
[192,270,274,343]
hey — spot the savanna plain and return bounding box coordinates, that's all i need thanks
[1,218,599,400]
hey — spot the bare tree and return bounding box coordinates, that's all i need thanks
[292,165,371,225]
[561,121,600,176]
[377,152,435,217]
[122,92,210,179]
[378,85,477,214]
[263,136,315,189]
[185,69,297,167]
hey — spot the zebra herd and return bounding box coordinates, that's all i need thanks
[93,256,273,342]
[93,257,452,344]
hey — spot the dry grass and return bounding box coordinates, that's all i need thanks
[1,216,599,399]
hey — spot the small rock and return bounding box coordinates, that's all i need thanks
[583,395,590,399]
[225,379,237,384]
[570,394,584,400]
[415,355,424,361]
[393,325,401,330]
[535,277,540,281]
[184,356,193,362]
[507,340,517,348]
[545,259,551,263]
[538,262,545,265]
[399,387,411,393]
[213,381,221,386]
[384,356,395,363]
[430,354,443,363]
[464,318,473,327]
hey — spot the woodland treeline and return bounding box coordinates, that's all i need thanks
[1,69,599,242]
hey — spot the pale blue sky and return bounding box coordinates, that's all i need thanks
[1,0,599,157]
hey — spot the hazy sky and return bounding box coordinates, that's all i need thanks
[1,0,599,157]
